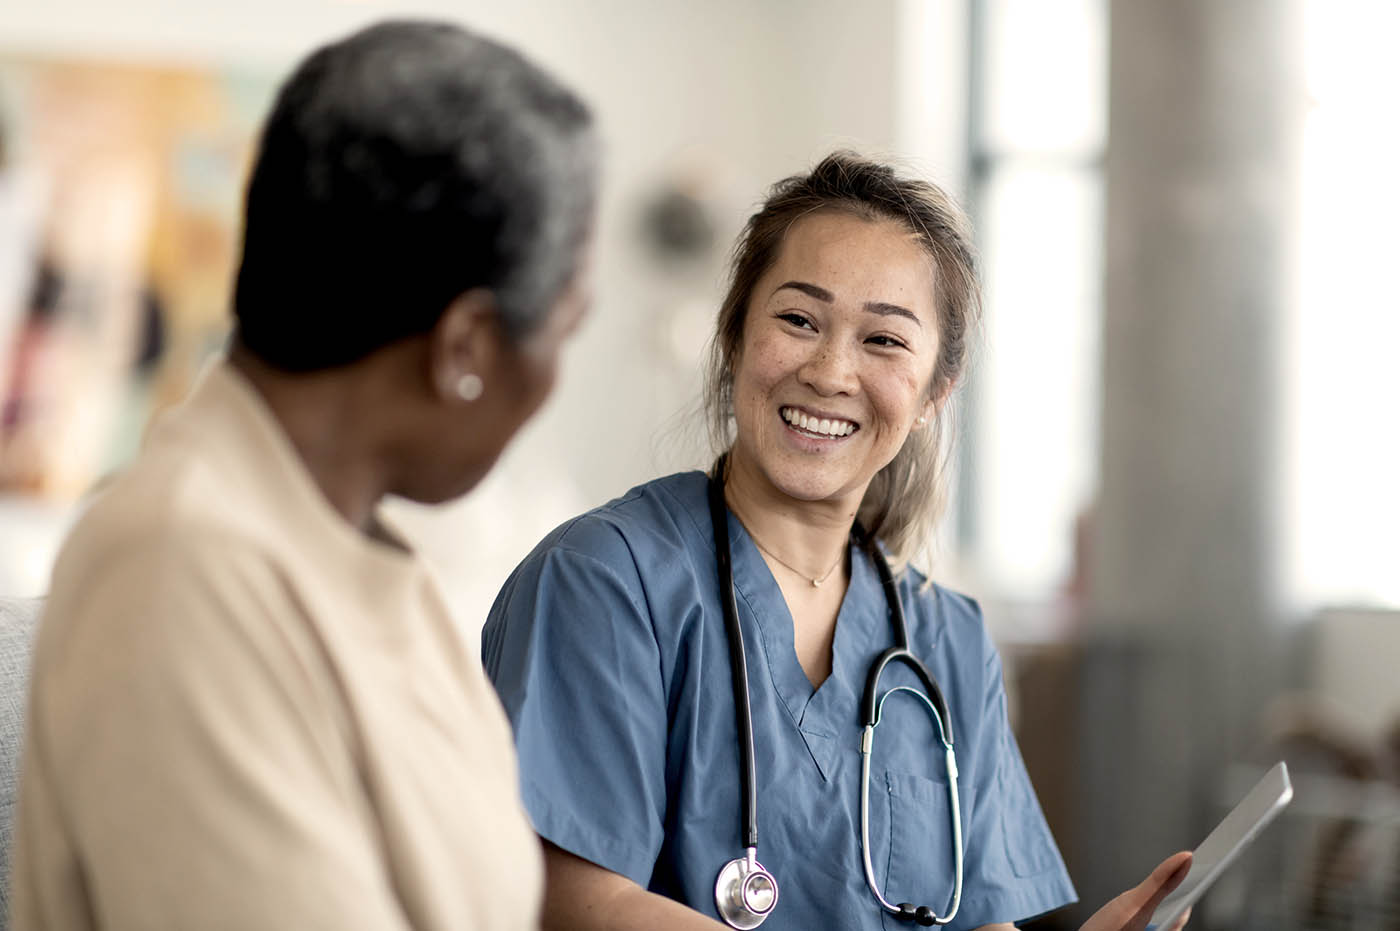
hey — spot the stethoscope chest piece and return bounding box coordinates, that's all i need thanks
[715,849,778,929]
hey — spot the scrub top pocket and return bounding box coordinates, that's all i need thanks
[878,770,958,931]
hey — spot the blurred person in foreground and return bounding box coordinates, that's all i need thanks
[482,153,1189,931]
[9,20,596,930]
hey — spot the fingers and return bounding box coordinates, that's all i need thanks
[1078,852,1195,931]
[1166,906,1192,931]
[1124,851,1192,930]
[1136,851,1192,903]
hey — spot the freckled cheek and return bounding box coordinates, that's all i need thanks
[734,383,775,443]
[871,371,927,433]
[748,332,800,373]
[738,345,802,398]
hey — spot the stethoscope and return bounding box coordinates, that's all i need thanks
[707,461,964,928]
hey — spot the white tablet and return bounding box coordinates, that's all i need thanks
[1146,761,1293,931]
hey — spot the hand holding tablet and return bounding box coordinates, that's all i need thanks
[1076,761,1292,931]
[1144,761,1294,931]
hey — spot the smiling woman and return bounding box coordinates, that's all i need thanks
[706,155,980,571]
[724,212,943,554]
[482,152,1190,931]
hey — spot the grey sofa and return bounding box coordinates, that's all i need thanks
[0,596,40,930]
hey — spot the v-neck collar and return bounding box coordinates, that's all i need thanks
[724,511,887,782]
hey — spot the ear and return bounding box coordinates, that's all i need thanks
[427,289,504,403]
[914,379,956,430]
[932,374,959,413]
[912,398,934,430]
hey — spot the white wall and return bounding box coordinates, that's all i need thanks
[0,0,969,631]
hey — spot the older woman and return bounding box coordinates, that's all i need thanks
[483,154,1189,931]
[10,21,596,931]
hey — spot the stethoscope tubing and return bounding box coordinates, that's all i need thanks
[856,522,963,923]
[859,686,964,925]
[707,458,962,927]
[708,465,760,851]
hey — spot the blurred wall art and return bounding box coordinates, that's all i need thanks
[0,54,271,500]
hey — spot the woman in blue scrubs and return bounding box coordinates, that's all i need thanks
[482,153,1191,931]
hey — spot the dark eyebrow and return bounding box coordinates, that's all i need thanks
[864,302,922,327]
[773,280,922,328]
[774,280,833,302]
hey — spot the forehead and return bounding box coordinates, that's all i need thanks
[758,210,938,320]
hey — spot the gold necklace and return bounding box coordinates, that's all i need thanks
[748,533,846,588]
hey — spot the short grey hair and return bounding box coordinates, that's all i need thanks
[235,19,599,370]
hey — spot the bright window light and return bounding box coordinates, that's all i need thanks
[971,0,1106,598]
[1286,0,1400,607]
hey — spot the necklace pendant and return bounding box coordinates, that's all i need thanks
[811,578,821,588]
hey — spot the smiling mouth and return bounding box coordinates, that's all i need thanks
[780,406,858,438]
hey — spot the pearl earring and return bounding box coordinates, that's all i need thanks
[456,373,484,402]
[916,415,928,427]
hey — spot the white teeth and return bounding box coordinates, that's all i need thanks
[782,407,855,437]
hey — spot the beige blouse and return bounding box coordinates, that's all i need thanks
[10,363,542,930]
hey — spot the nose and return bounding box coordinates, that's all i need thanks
[797,336,859,396]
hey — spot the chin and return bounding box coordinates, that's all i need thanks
[402,466,491,506]
[765,468,854,505]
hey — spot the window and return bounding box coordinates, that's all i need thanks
[968,0,1400,610]
[1286,0,1400,607]
[966,0,1106,599]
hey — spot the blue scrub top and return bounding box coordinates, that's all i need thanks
[483,472,1075,930]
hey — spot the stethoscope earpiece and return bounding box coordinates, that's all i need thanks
[897,902,939,926]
